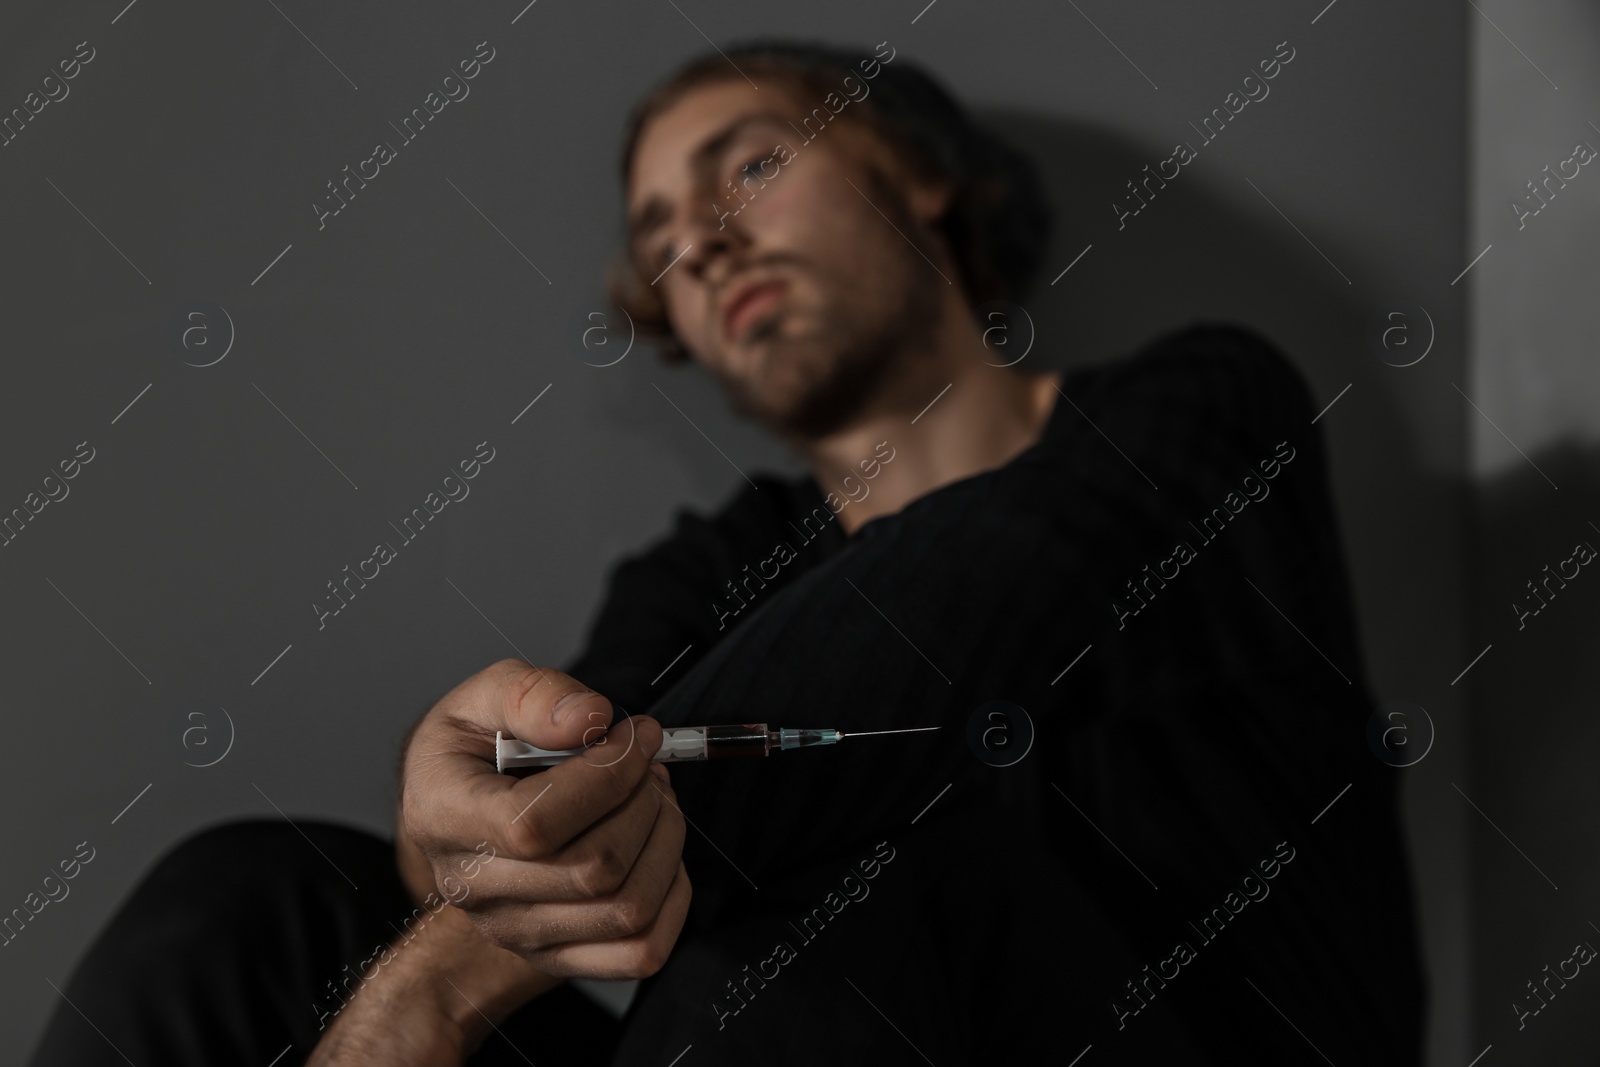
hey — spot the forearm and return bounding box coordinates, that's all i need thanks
[306,901,562,1064]
[411,902,564,1033]
[321,727,564,1065]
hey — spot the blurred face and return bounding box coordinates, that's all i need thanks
[625,76,950,440]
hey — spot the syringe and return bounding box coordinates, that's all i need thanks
[495,723,938,772]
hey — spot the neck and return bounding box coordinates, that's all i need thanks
[792,305,1064,537]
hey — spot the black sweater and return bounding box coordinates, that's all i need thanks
[565,322,1427,1066]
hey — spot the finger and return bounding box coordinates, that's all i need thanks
[512,775,687,944]
[548,768,674,899]
[453,777,683,956]
[502,661,619,753]
[529,861,694,980]
[443,769,669,909]
[433,659,611,753]
[490,713,663,855]
[408,703,663,864]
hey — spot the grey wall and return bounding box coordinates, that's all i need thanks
[1466,0,1600,1061]
[1,0,1473,1061]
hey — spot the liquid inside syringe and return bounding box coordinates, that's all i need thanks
[495,723,937,772]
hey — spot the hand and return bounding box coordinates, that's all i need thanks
[400,659,692,979]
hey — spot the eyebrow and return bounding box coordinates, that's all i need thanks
[626,110,794,255]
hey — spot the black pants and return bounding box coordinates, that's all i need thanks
[27,820,623,1067]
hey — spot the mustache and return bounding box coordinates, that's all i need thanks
[708,256,807,327]
[713,256,803,297]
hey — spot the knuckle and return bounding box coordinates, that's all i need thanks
[646,761,674,794]
[631,940,670,978]
[470,910,535,957]
[528,949,580,979]
[464,908,508,948]
[505,816,552,860]
[453,891,492,922]
[573,847,629,898]
[632,719,663,765]
[437,872,471,905]
[610,895,650,937]
[657,791,685,832]
[454,899,489,923]
[584,756,641,811]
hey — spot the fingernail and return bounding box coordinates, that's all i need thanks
[552,689,596,725]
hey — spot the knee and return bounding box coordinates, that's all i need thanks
[142,820,303,894]
[151,818,291,871]
[130,819,387,922]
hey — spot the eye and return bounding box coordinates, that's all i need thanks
[655,239,677,270]
[738,155,766,180]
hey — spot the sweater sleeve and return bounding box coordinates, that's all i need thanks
[559,472,842,716]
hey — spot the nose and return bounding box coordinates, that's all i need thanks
[677,204,745,284]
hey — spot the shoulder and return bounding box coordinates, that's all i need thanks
[565,471,817,707]
[1040,321,1317,469]
[1089,320,1315,421]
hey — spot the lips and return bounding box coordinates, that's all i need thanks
[721,278,788,341]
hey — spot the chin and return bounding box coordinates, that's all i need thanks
[709,322,877,437]
[745,375,860,440]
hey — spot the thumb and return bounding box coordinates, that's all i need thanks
[500,662,657,756]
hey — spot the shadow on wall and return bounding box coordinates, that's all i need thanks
[985,112,1373,373]
[1468,441,1600,1061]
[590,109,1415,485]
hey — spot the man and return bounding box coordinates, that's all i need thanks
[30,40,1426,1066]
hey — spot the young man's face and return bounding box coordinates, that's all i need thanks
[626,75,951,440]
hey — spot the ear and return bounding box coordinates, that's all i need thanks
[906,175,957,226]
[843,123,956,226]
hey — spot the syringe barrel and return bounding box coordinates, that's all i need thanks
[658,723,772,761]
